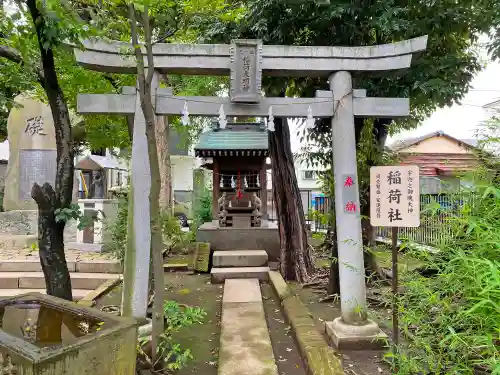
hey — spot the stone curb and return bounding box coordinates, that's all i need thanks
[78,275,122,307]
[268,271,344,375]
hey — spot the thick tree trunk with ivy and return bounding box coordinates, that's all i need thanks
[27,0,74,301]
[270,117,314,282]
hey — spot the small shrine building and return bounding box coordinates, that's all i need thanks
[195,121,269,228]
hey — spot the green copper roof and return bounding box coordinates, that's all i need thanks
[195,126,269,151]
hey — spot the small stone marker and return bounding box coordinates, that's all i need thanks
[193,242,210,273]
[370,165,420,227]
[3,95,57,211]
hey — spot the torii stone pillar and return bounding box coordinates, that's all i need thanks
[325,71,387,348]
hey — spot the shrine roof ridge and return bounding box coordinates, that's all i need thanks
[195,127,269,152]
[74,36,428,76]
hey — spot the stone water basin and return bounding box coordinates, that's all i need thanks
[0,293,138,374]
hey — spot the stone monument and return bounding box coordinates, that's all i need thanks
[3,95,57,211]
[0,95,78,248]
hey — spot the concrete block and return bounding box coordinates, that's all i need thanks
[211,267,269,284]
[66,242,104,252]
[268,270,344,375]
[325,317,388,350]
[268,271,293,301]
[0,289,89,301]
[196,223,280,261]
[75,260,122,274]
[219,301,278,375]
[18,272,119,290]
[163,263,189,272]
[0,260,40,272]
[0,234,37,249]
[0,274,19,288]
[223,279,261,304]
[213,250,268,268]
[0,260,77,272]
[0,292,138,374]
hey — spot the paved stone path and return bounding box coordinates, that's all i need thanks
[219,279,278,375]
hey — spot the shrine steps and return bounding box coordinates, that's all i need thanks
[0,272,120,290]
[211,249,270,283]
[211,267,270,283]
[0,289,89,301]
[0,259,122,301]
[213,250,268,267]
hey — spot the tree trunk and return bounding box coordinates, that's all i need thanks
[27,0,74,301]
[156,115,172,213]
[32,183,72,300]
[325,196,340,295]
[130,4,165,366]
[270,117,314,282]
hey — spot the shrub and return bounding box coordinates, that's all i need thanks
[392,174,500,374]
[105,189,194,261]
[194,190,212,226]
[138,300,206,371]
[104,191,129,262]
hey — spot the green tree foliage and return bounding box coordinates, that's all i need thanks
[0,1,132,149]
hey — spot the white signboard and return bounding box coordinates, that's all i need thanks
[370,165,420,227]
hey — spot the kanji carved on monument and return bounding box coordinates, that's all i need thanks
[24,116,46,136]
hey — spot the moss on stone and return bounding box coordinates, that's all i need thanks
[268,270,344,375]
[268,271,293,301]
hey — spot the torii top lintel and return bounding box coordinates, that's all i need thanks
[75,36,428,77]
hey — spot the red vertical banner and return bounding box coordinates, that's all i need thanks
[341,174,358,214]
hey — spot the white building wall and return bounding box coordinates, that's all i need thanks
[171,155,200,191]
[294,159,325,191]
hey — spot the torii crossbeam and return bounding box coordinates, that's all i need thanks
[74,36,427,348]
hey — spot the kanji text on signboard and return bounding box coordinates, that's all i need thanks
[369,166,420,227]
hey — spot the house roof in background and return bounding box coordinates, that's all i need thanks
[483,98,500,109]
[389,130,478,151]
[75,154,127,171]
[400,153,480,176]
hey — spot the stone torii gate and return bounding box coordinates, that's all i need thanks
[74,36,427,347]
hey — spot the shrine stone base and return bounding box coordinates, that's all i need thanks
[196,221,280,261]
[0,210,76,249]
[325,318,388,350]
